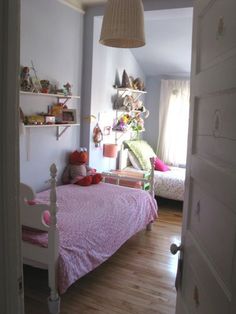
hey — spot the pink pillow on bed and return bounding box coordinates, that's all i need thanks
[27,200,51,225]
[154,158,170,172]
[43,211,51,225]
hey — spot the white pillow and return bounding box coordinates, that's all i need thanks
[128,150,142,170]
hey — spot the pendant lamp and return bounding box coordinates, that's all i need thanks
[99,0,145,48]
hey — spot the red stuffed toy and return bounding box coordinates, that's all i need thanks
[62,149,102,186]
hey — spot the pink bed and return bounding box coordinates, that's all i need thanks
[22,182,157,294]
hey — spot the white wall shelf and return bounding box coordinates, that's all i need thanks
[113,86,147,144]
[116,87,147,94]
[24,123,80,140]
[116,108,148,114]
[20,91,80,99]
[114,87,147,111]
[24,123,79,128]
[115,88,146,103]
[20,90,80,150]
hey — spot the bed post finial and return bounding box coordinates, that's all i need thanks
[48,163,60,314]
[50,163,57,180]
[149,157,155,199]
[50,163,57,223]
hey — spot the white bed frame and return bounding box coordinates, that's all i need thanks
[119,144,186,201]
[20,164,60,314]
[20,160,155,314]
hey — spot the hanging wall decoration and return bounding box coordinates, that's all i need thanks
[93,123,103,147]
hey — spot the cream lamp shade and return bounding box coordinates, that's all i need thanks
[99,0,145,48]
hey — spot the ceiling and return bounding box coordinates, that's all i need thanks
[132,8,193,77]
[65,1,193,77]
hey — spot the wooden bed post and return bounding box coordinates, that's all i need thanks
[149,157,155,199]
[48,164,60,314]
[146,157,155,231]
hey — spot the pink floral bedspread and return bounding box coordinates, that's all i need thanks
[22,183,157,294]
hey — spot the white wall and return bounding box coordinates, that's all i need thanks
[81,1,193,172]
[20,0,83,191]
[88,17,146,172]
[143,76,162,151]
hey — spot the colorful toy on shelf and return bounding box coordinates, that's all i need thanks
[112,112,145,133]
[120,69,145,91]
[40,80,50,93]
[62,149,102,186]
[132,77,145,91]
[63,82,72,96]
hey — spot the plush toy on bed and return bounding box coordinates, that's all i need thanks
[62,149,102,186]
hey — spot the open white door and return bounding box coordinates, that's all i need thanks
[0,0,24,313]
[173,0,236,313]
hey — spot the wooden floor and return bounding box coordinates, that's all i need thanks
[24,198,183,314]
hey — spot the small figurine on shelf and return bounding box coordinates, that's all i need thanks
[121,70,132,88]
[132,99,145,111]
[119,70,145,91]
[50,84,58,95]
[55,88,65,96]
[40,80,50,93]
[133,77,145,91]
[20,66,32,91]
[30,61,42,93]
[63,82,72,96]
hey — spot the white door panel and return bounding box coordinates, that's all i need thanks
[198,0,236,71]
[175,0,236,313]
[182,233,231,314]
[190,156,236,211]
[194,92,236,167]
[194,53,236,97]
[189,181,236,290]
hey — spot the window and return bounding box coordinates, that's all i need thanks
[157,80,190,166]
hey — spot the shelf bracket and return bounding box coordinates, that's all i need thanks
[56,125,70,140]
[26,127,31,161]
[57,96,70,106]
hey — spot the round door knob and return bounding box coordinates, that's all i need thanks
[170,243,182,255]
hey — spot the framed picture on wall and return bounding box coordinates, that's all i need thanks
[62,109,77,123]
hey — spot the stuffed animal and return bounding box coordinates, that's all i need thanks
[62,149,102,186]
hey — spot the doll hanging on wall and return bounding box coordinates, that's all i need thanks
[93,123,103,147]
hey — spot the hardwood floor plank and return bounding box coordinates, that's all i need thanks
[24,199,182,313]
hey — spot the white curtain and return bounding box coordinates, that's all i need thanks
[157,79,190,166]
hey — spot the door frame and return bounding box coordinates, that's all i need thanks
[0,1,195,313]
[0,0,24,313]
